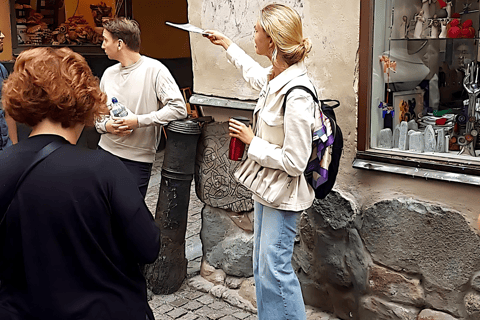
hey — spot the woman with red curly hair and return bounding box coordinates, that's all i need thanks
[0,47,160,320]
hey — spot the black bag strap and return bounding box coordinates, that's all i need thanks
[282,85,319,114]
[1,140,65,225]
[281,85,341,139]
[320,99,340,109]
[282,85,340,114]
[15,140,65,190]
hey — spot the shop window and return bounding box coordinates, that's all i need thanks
[9,0,131,55]
[356,0,480,184]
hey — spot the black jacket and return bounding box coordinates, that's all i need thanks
[0,134,160,320]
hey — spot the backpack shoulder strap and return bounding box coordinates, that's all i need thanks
[282,85,319,115]
[319,99,340,109]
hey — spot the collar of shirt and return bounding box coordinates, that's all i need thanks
[267,60,308,94]
[119,55,145,76]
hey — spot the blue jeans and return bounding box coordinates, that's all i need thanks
[0,109,12,151]
[253,201,306,320]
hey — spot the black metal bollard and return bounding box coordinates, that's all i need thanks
[145,119,202,294]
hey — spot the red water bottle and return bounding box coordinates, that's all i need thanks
[228,116,250,161]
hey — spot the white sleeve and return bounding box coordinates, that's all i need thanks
[95,76,112,134]
[136,66,188,127]
[226,44,270,91]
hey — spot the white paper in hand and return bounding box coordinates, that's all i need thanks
[165,22,210,35]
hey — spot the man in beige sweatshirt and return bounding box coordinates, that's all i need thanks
[96,18,187,197]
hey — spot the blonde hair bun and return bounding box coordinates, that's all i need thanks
[260,4,311,66]
[303,38,312,55]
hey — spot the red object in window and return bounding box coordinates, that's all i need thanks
[438,0,447,8]
[448,19,461,39]
[461,20,475,38]
[448,26,462,38]
[450,19,460,27]
[463,19,473,28]
[436,118,447,125]
[461,27,475,38]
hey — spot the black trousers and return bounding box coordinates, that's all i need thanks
[98,147,153,198]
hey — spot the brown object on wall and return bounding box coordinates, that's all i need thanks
[90,2,113,27]
[181,87,201,119]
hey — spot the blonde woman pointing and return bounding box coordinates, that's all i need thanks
[205,4,315,320]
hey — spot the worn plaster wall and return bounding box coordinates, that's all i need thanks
[187,0,480,226]
[187,0,360,195]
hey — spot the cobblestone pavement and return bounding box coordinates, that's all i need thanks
[144,150,338,320]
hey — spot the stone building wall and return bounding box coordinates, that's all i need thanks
[194,122,480,319]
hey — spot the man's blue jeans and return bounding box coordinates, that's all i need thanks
[253,201,306,320]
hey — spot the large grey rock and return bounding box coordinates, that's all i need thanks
[359,296,419,320]
[326,284,357,320]
[417,309,459,320]
[368,264,424,307]
[294,191,369,319]
[309,190,359,230]
[297,270,335,313]
[201,205,254,277]
[360,198,480,317]
[301,191,365,290]
[195,121,253,212]
[345,228,370,293]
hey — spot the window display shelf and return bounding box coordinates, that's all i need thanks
[357,0,480,182]
[9,0,132,56]
[12,44,105,56]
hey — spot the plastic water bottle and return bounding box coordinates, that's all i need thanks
[110,97,128,117]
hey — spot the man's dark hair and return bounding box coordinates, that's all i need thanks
[103,17,141,52]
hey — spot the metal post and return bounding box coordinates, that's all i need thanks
[145,119,202,294]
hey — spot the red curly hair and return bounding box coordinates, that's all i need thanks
[2,47,107,128]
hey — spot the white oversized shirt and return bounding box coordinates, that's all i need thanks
[96,56,187,163]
